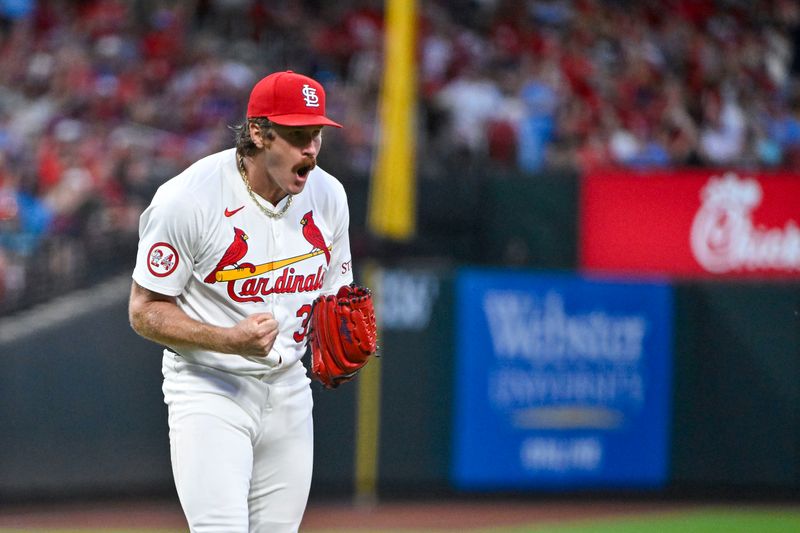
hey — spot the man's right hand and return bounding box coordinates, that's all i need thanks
[228,313,279,357]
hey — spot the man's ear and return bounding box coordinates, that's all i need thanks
[249,123,276,148]
[248,122,274,148]
[248,122,263,148]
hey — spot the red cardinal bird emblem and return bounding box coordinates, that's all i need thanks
[204,227,253,283]
[300,211,330,265]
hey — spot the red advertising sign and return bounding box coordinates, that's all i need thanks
[580,170,800,278]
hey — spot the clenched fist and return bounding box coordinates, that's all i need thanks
[228,313,279,357]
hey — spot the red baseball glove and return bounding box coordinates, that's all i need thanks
[309,284,378,388]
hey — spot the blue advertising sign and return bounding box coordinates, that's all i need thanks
[452,269,673,490]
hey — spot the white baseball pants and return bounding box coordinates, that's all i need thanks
[162,351,314,533]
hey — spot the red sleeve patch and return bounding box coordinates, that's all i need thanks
[147,242,180,277]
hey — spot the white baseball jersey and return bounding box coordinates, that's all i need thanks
[133,147,353,378]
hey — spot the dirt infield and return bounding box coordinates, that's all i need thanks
[0,498,691,530]
[302,499,687,530]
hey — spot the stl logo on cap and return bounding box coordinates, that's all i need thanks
[302,84,320,108]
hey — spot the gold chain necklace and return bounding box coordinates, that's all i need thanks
[237,156,293,219]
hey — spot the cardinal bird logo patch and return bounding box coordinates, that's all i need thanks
[300,211,330,265]
[204,227,255,283]
[147,242,179,277]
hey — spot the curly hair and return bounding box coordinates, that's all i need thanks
[231,117,274,157]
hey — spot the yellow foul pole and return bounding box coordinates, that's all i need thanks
[367,0,417,241]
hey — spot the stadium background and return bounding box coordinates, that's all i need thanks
[1,0,800,531]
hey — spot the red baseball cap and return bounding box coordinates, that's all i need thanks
[246,70,342,128]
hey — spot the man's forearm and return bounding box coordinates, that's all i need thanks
[130,298,235,354]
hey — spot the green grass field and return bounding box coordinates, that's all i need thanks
[1,508,799,533]
[488,509,800,533]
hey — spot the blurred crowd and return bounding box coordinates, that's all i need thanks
[1,0,799,314]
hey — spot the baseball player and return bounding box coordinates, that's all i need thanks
[129,71,353,532]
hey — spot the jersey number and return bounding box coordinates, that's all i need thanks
[293,304,312,343]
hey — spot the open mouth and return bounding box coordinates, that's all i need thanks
[296,162,315,178]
